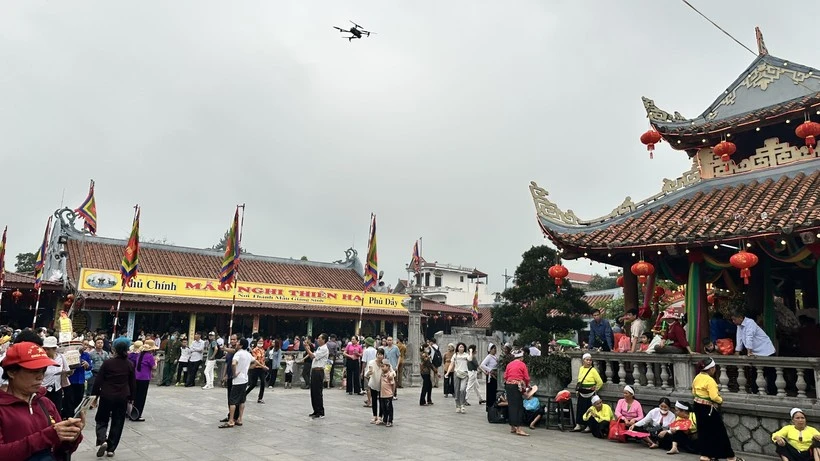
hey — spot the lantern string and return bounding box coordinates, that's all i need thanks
[680,0,756,57]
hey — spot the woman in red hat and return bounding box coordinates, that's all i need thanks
[0,341,84,460]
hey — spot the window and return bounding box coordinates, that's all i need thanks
[435,276,442,287]
[415,274,422,286]
[425,273,431,286]
[460,276,464,283]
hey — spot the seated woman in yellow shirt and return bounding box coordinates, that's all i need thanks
[582,395,614,439]
[656,401,697,455]
[772,408,820,461]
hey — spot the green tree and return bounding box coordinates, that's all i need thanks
[491,245,592,345]
[211,230,247,253]
[587,274,618,291]
[15,252,36,273]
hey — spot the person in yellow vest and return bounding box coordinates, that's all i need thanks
[572,352,604,432]
[771,408,820,461]
[657,400,697,455]
[582,395,614,438]
[692,359,743,461]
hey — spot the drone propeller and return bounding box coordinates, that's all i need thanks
[350,20,362,28]
[333,26,345,32]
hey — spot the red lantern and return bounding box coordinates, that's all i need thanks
[653,286,665,300]
[616,276,624,288]
[12,289,22,303]
[795,121,820,155]
[730,250,759,285]
[432,314,439,320]
[713,141,737,172]
[631,260,655,285]
[640,129,663,159]
[548,264,570,293]
[446,315,453,321]
[707,293,716,305]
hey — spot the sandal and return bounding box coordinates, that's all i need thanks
[218,423,234,428]
[235,422,243,426]
[515,431,529,437]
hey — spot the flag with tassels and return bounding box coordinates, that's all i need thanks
[34,217,52,290]
[471,283,479,321]
[219,208,241,290]
[0,226,6,287]
[120,207,140,286]
[364,214,378,291]
[410,240,421,273]
[75,180,98,234]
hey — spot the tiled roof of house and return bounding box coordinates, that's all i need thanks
[582,294,615,306]
[422,299,472,316]
[3,272,61,288]
[540,167,820,250]
[567,272,594,284]
[473,306,493,329]
[66,235,363,290]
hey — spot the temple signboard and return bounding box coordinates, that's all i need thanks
[78,268,407,310]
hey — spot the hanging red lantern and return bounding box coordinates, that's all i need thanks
[653,286,665,300]
[795,121,820,155]
[12,289,23,303]
[446,315,453,321]
[730,250,759,285]
[631,260,655,285]
[548,264,569,293]
[616,275,624,288]
[432,314,439,320]
[640,129,663,159]
[707,293,716,305]
[713,141,737,172]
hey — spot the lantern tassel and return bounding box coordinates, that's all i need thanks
[808,135,816,155]
[740,268,750,285]
[555,278,562,294]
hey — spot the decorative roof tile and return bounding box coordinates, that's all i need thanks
[3,272,61,289]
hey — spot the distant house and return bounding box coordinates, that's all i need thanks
[567,272,594,291]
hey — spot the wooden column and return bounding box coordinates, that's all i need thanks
[188,313,197,341]
[622,264,639,312]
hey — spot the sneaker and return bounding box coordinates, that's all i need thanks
[257,400,265,404]
[455,407,461,413]
[96,442,108,458]
[106,452,115,457]
[479,399,486,404]
[582,427,591,433]
[308,413,317,417]
[461,406,466,413]
[465,402,471,406]
[319,415,325,419]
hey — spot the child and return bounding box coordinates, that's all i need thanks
[176,337,190,386]
[284,354,294,389]
[379,361,396,427]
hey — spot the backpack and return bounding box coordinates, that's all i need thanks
[431,347,442,368]
[213,342,224,360]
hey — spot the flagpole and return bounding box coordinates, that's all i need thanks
[111,285,125,341]
[358,213,374,337]
[32,286,43,329]
[228,204,245,338]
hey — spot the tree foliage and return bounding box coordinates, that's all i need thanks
[211,230,247,253]
[587,274,618,291]
[15,252,36,273]
[491,245,592,345]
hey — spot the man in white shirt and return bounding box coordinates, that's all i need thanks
[305,333,329,418]
[221,337,251,428]
[187,332,206,387]
[731,310,776,394]
[528,342,542,357]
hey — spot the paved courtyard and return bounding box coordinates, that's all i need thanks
[73,384,769,461]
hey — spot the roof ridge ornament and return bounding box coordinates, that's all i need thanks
[755,26,768,56]
[642,97,687,123]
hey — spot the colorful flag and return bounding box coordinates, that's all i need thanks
[410,240,421,273]
[219,208,241,290]
[34,217,52,290]
[364,214,378,291]
[471,284,479,320]
[75,180,98,234]
[0,226,6,287]
[120,207,140,287]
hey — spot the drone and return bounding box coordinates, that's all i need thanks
[333,20,375,42]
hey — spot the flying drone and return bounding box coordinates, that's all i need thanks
[333,20,375,42]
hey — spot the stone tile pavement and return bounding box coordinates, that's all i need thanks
[72,384,771,461]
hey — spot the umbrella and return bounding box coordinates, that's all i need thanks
[556,339,578,348]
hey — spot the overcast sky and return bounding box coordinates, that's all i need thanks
[1,1,814,292]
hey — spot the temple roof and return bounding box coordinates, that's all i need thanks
[644,53,820,150]
[532,159,820,252]
[63,231,365,291]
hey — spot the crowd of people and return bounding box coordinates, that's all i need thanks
[1,322,817,460]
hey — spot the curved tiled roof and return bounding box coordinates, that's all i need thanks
[66,235,363,290]
[539,165,820,250]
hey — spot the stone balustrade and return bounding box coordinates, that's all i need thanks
[566,351,820,456]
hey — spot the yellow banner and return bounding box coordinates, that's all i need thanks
[79,268,408,310]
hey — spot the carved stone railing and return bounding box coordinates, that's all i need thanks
[567,351,820,417]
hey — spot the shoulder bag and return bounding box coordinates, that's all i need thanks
[575,366,595,392]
